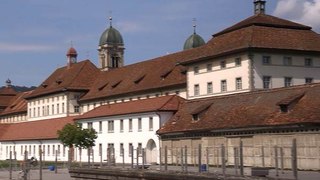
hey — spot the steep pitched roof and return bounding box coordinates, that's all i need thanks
[80,51,202,102]
[0,91,32,116]
[0,116,74,141]
[0,86,18,108]
[182,14,320,65]
[158,83,320,135]
[76,95,183,120]
[26,60,100,99]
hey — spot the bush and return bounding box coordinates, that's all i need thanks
[0,160,10,168]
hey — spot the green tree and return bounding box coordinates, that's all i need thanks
[57,123,97,167]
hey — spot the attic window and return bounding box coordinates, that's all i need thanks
[161,69,173,80]
[192,114,200,121]
[98,82,109,91]
[111,80,122,88]
[279,105,288,113]
[56,79,63,84]
[41,83,48,88]
[134,74,146,84]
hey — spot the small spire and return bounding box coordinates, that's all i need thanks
[109,16,113,27]
[192,18,197,34]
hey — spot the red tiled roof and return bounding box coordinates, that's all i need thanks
[0,91,32,116]
[76,95,183,120]
[0,86,18,108]
[80,52,200,101]
[0,86,17,96]
[0,116,74,141]
[158,83,320,135]
[26,60,100,99]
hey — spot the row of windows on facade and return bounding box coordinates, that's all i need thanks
[83,117,154,133]
[82,92,180,112]
[262,76,314,89]
[262,56,314,66]
[95,142,144,157]
[0,115,26,123]
[194,77,243,96]
[29,95,67,106]
[28,103,80,117]
[4,144,66,157]
[193,57,242,74]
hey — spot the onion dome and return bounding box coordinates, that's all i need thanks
[99,17,124,46]
[183,20,205,50]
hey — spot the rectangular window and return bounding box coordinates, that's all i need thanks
[108,143,114,156]
[149,117,153,131]
[284,77,293,87]
[99,144,102,156]
[129,143,133,157]
[206,64,212,71]
[193,66,199,74]
[57,145,60,156]
[33,145,36,156]
[57,104,59,114]
[305,77,313,84]
[129,119,132,132]
[108,121,114,133]
[47,105,49,115]
[63,146,66,157]
[138,118,142,132]
[53,145,55,155]
[74,106,80,113]
[99,121,102,133]
[87,122,93,129]
[52,105,54,115]
[120,143,124,156]
[221,80,227,92]
[48,145,50,156]
[29,145,31,156]
[62,103,65,113]
[283,56,292,66]
[262,56,271,65]
[236,77,242,90]
[138,143,142,156]
[220,60,226,69]
[120,119,124,132]
[305,58,313,67]
[194,84,200,96]
[207,82,213,94]
[235,57,241,66]
[263,76,271,89]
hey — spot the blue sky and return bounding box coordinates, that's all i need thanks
[0,0,319,87]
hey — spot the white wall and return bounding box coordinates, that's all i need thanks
[253,53,320,89]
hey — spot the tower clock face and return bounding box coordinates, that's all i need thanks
[71,57,77,63]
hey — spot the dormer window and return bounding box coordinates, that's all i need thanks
[41,83,48,88]
[56,79,62,84]
[279,105,288,113]
[192,114,199,121]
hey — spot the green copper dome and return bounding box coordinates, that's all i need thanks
[99,26,124,46]
[183,33,205,50]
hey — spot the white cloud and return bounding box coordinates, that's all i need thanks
[0,42,57,53]
[273,0,320,31]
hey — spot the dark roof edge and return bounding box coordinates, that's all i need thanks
[25,88,89,100]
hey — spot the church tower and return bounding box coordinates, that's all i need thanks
[254,0,266,15]
[66,46,78,68]
[98,17,125,71]
[183,19,205,50]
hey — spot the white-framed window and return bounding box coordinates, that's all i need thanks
[120,143,124,156]
[305,77,313,84]
[220,60,226,69]
[194,84,200,96]
[87,122,93,129]
[74,106,80,113]
[138,118,142,132]
[207,82,213,94]
[263,76,271,89]
[194,66,199,74]
[129,119,133,132]
[221,80,227,92]
[262,56,271,65]
[138,143,142,156]
[235,57,241,66]
[108,121,114,133]
[206,64,212,72]
[283,56,292,66]
[99,121,102,133]
[305,58,313,67]
[120,119,124,132]
[62,103,65,113]
[284,77,293,87]
[149,117,153,131]
[129,143,133,157]
[57,104,60,114]
[236,77,242,90]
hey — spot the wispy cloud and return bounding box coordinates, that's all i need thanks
[273,0,320,31]
[0,42,57,53]
[116,21,147,33]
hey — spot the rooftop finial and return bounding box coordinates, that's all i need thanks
[192,18,197,34]
[254,0,266,15]
[5,79,11,87]
[70,40,73,47]
[109,11,113,27]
